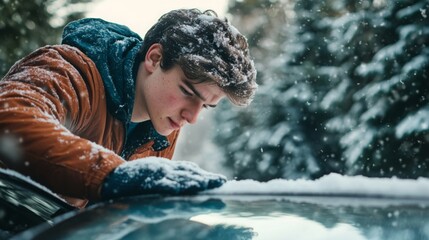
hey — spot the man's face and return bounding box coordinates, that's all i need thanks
[133,58,225,136]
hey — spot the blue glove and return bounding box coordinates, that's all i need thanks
[100,157,227,200]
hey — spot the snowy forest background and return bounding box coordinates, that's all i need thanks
[1,0,428,181]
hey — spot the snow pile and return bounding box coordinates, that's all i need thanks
[204,173,429,199]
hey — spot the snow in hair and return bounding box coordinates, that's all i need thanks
[158,9,258,106]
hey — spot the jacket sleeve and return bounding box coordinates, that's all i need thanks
[128,129,180,160]
[0,45,124,200]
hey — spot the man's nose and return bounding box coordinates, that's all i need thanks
[181,103,203,124]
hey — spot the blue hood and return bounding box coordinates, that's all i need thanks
[61,18,170,157]
[62,18,142,123]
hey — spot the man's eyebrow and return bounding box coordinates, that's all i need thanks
[184,80,206,101]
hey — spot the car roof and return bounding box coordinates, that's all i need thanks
[12,194,429,240]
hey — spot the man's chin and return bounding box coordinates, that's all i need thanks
[154,126,173,136]
[153,118,180,136]
[159,131,171,136]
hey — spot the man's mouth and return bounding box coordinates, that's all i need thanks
[168,117,181,130]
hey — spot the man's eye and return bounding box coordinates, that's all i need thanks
[180,86,193,96]
[203,104,216,109]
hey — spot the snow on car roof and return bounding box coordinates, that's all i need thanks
[204,172,429,199]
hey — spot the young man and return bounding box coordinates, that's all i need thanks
[0,9,257,208]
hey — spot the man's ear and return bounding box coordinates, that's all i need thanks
[144,43,162,73]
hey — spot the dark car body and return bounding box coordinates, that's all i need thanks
[0,169,75,239]
[12,194,429,240]
[1,169,429,240]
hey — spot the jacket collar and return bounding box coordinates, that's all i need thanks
[121,121,170,159]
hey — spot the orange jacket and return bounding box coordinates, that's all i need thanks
[0,45,179,208]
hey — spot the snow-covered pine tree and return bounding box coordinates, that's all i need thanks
[327,0,429,178]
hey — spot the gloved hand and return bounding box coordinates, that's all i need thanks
[100,157,227,200]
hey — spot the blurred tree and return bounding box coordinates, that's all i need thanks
[329,0,429,178]
[0,0,94,76]
[214,0,429,180]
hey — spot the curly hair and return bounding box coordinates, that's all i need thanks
[139,9,257,106]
